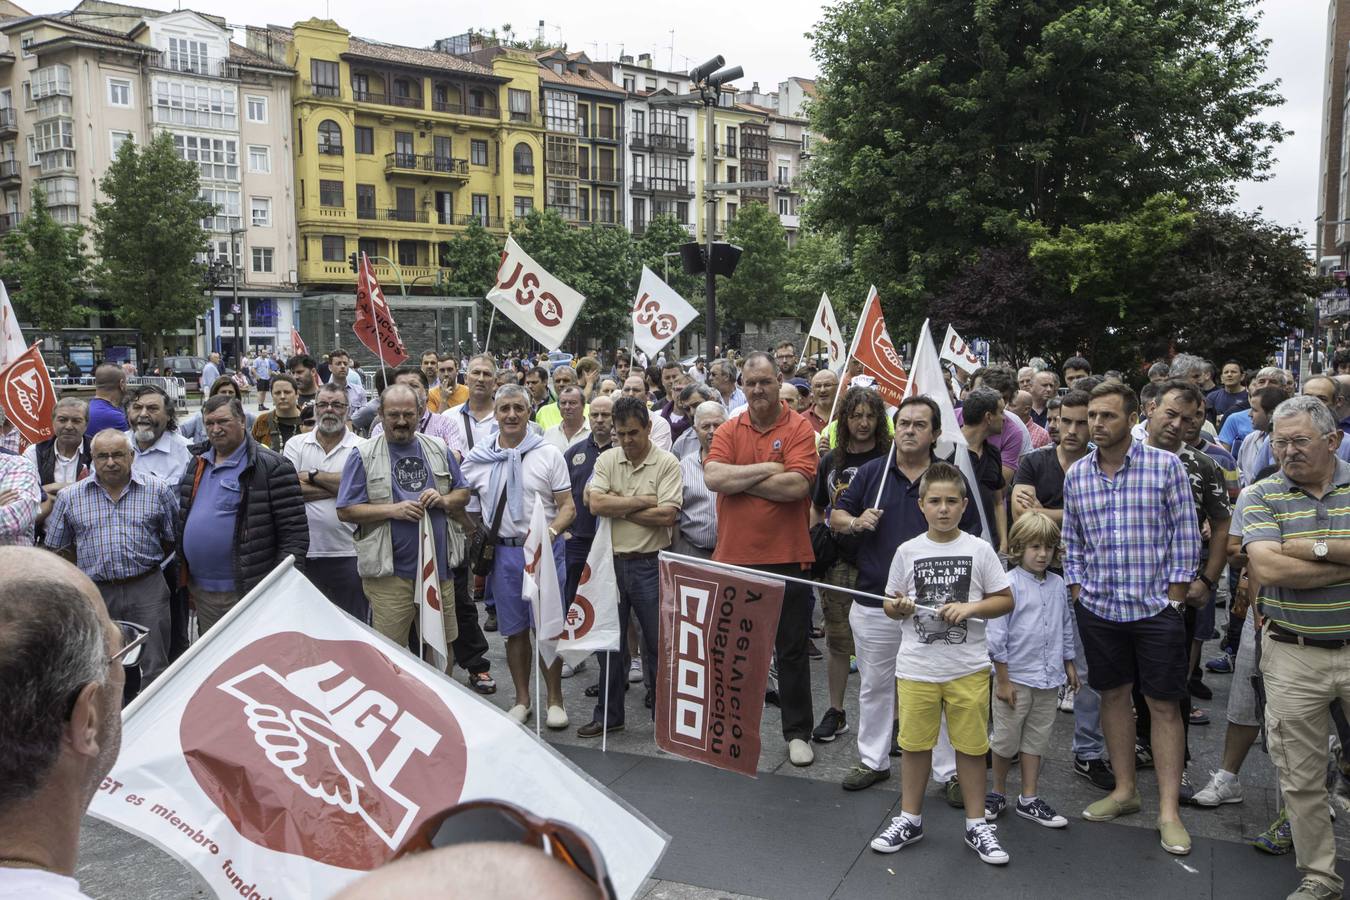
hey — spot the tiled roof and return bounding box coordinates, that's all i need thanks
[534,50,624,94]
[344,36,496,78]
[229,41,291,72]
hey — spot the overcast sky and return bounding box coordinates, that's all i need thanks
[35,0,1324,244]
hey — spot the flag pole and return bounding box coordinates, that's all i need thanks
[601,653,610,753]
[484,306,498,354]
[820,294,868,451]
[534,630,542,738]
[872,439,898,509]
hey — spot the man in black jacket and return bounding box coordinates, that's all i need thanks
[23,397,92,530]
[177,395,308,631]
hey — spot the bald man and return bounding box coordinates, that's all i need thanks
[334,842,605,900]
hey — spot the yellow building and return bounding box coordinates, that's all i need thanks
[247,19,543,291]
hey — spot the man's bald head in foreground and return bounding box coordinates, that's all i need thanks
[334,842,603,900]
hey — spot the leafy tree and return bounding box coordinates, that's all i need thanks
[0,186,90,329]
[92,133,213,356]
[807,0,1286,329]
[717,202,786,330]
[438,221,501,296]
[782,229,870,333]
[636,215,700,303]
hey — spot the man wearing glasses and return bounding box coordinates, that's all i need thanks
[0,547,139,897]
[43,429,178,688]
[285,382,366,621]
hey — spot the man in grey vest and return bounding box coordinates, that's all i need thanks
[337,384,471,664]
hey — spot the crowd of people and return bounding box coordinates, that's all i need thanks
[4,340,1350,900]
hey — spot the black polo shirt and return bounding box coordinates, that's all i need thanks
[566,434,610,541]
[1013,446,1067,510]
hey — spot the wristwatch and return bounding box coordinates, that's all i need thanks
[307,469,319,485]
[548,527,559,541]
[1314,539,1329,560]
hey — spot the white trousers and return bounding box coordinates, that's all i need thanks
[850,602,956,779]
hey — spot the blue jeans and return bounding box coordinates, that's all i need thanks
[594,556,660,727]
[1072,614,1105,760]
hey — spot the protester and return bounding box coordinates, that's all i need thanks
[200,352,222,392]
[0,409,19,454]
[621,375,672,450]
[286,354,320,426]
[704,351,819,766]
[524,366,554,418]
[0,448,40,546]
[1207,361,1247,425]
[578,396,682,737]
[85,365,129,437]
[327,348,368,411]
[428,356,468,412]
[669,383,720,459]
[543,386,590,453]
[960,366,1030,484]
[959,387,1009,552]
[986,512,1077,829]
[1218,366,1286,455]
[1063,382,1200,856]
[773,341,798,378]
[178,377,257,442]
[708,358,746,414]
[535,365,579,431]
[674,401,725,559]
[805,369,840,433]
[1237,386,1289,486]
[561,395,614,685]
[250,373,306,452]
[44,430,177,686]
[1063,356,1092,384]
[284,382,366,621]
[869,461,1014,864]
[25,399,91,528]
[124,385,190,484]
[460,384,574,727]
[1009,390,1052,449]
[177,396,309,631]
[447,354,502,461]
[419,350,440,390]
[0,548,127,900]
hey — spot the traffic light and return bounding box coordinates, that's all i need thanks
[348,252,359,273]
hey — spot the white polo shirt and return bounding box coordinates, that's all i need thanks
[460,441,570,540]
[446,401,499,457]
[284,429,361,557]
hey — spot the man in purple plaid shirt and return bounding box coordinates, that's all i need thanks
[1063,381,1201,857]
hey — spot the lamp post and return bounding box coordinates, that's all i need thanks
[689,56,743,357]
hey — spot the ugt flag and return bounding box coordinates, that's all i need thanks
[487,237,585,350]
[556,518,620,665]
[89,558,667,899]
[416,515,449,670]
[631,266,698,360]
[0,342,55,444]
[354,253,408,367]
[848,286,909,406]
[806,293,846,373]
[939,324,983,375]
[522,501,566,667]
[655,554,784,777]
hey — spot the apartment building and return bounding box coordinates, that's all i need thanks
[0,3,298,360]
[737,78,814,247]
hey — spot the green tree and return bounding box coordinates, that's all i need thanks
[438,221,502,296]
[636,215,700,303]
[782,229,870,332]
[808,0,1285,329]
[92,133,213,356]
[0,186,90,329]
[717,202,786,331]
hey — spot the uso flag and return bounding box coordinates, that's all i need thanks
[806,293,846,373]
[354,253,408,367]
[655,554,784,777]
[89,558,667,899]
[486,237,585,351]
[631,266,698,360]
[0,342,55,444]
[939,324,983,375]
[556,518,620,665]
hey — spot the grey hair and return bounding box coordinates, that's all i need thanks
[494,383,531,407]
[91,428,132,450]
[709,358,738,382]
[379,382,423,413]
[693,400,728,425]
[54,396,89,418]
[466,353,498,375]
[1272,395,1338,436]
[557,385,585,402]
[1169,353,1206,380]
[1256,366,1286,387]
[0,563,108,807]
[680,382,720,405]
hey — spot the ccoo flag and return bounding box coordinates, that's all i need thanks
[487,237,586,351]
[848,286,909,406]
[556,518,621,665]
[88,558,667,899]
[354,253,408,367]
[631,266,699,360]
[806,293,847,373]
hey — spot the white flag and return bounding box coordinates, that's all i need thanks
[0,280,25,368]
[557,518,621,666]
[416,516,449,670]
[522,502,565,667]
[939,324,983,375]
[807,293,847,373]
[89,559,667,899]
[631,266,699,360]
[486,236,585,350]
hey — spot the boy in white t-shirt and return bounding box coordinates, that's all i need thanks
[868,461,1015,865]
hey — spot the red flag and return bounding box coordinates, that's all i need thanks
[655,556,784,776]
[353,253,407,366]
[849,286,909,406]
[0,342,54,445]
[290,327,308,357]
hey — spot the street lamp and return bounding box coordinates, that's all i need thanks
[691,57,744,356]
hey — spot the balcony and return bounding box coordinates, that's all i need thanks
[591,209,622,226]
[630,175,651,193]
[0,159,18,185]
[581,124,622,143]
[0,212,21,233]
[648,133,692,155]
[0,108,15,138]
[150,51,232,78]
[586,167,623,185]
[384,153,469,180]
[390,93,423,110]
[775,175,795,192]
[357,207,429,223]
[631,220,647,236]
[308,81,340,98]
[780,213,800,229]
[630,132,647,149]
[353,89,386,104]
[650,179,693,198]
[723,144,737,158]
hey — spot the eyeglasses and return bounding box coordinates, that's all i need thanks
[65,620,148,719]
[314,401,349,411]
[394,799,615,900]
[1271,434,1332,452]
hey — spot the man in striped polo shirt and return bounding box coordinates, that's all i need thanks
[1240,394,1350,900]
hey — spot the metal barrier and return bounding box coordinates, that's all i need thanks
[130,375,189,410]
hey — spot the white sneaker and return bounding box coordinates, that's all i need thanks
[1191,771,1244,807]
[628,659,643,683]
[1058,687,1075,713]
[788,738,814,767]
[546,705,569,730]
[561,660,585,678]
[507,704,531,724]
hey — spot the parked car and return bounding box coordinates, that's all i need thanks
[148,356,222,388]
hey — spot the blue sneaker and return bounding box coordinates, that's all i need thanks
[984,792,1007,821]
[1205,654,1234,674]
[871,816,923,853]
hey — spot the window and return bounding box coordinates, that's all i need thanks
[173,135,238,180]
[434,135,452,163]
[247,145,270,174]
[19,32,34,58]
[778,197,790,216]
[645,77,657,91]
[21,83,32,110]
[154,80,237,128]
[631,109,645,136]
[25,136,36,166]
[250,196,271,227]
[727,165,737,184]
[319,179,344,207]
[311,60,340,97]
[107,78,132,107]
[246,95,267,123]
[471,193,489,226]
[512,142,533,175]
[251,247,274,273]
[726,202,737,222]
[110,131,133,155]
[509,88,531,122]
[513,195,533,219]
[358,237,379,259]
[317,120,343,155]
[632,197,646,229]
[777,164,789,184]
[321,235,345,261]
[354,126,374,155]
[40,176,78,206]
[34,120,74,153]
[356,184,375,218]
[31,66,72,100]
[167,38,210,74]
[199,187,241,230]
[623,77,634,93]
[631,155,644,181]
[544,90,576,132]
[397,240,418,267]
[434,190,452,224]
[470,139,488,166]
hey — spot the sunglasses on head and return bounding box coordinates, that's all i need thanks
[394,799,615,900]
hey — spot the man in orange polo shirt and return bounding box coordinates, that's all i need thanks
[705,350,820,766]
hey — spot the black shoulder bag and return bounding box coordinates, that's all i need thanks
[468,488,509,577]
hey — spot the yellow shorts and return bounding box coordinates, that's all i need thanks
[897,671,990,757]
